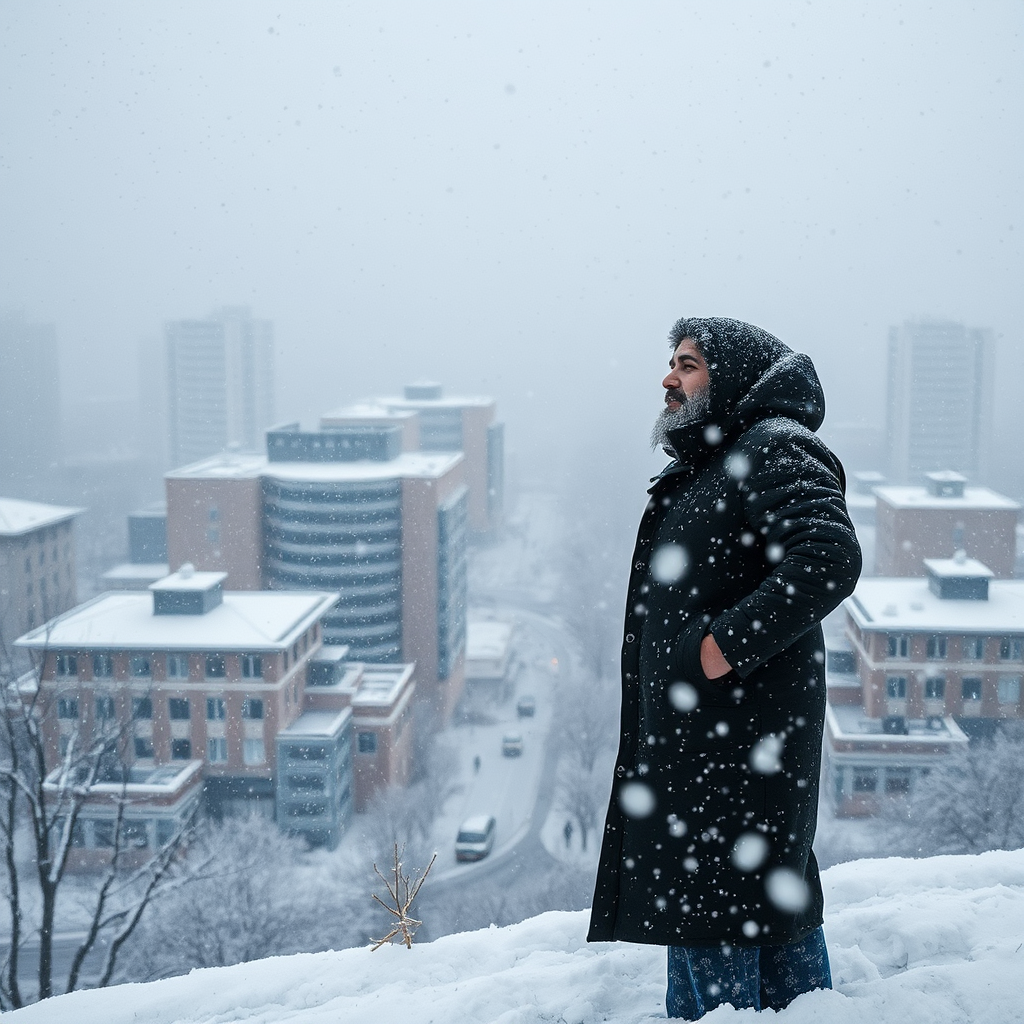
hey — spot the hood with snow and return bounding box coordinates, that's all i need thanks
[663,317,825,467]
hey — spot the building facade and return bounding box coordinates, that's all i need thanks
[0,498,81,666]
[166,307,274,468]
[827,555,1024,816]
[885,320,993,484]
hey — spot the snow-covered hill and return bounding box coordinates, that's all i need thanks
[10,849,1023,1023]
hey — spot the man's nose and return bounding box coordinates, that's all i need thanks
[662,370,679,390]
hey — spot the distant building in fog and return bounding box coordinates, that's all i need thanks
[337,383,503,536]
[166,308,274,468]
[0,312,60,498]
[164,420,468,721]
[0,497,81,657]
[886,320,993,484]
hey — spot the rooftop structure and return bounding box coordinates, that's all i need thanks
[0,498,82,537]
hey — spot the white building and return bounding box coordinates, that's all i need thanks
[166,307,274,468]
[885,320,993,484]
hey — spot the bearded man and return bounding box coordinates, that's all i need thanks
[588,318,862,1019]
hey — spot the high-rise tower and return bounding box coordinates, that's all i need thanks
[166,308,274,468]
[886,320,993,483]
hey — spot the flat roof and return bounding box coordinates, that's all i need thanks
[263,452,461,483]
[467,621,513,660]
[150,567,227,592]
[353,664,415,707]
[874,485,1020,512]
[44,760,204,795]
[280,709,351,739]
[101,563,170,582]
[827,704,969,746]
[845,577,1024,633]
[166,452,266,480]
[924,556,993,579]
[0,497,83,537]
[377,395,495,410]
[14,590,338,652]
[321,403,417,422]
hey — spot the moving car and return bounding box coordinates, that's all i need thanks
[455,814,497,862]
[516,695,536,718]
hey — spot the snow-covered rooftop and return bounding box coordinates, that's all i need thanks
[321,403,417,422]
[874,484,1020,512]
[14,849,1023,1024]
[264,452,461,483]
[0,497,83,537]
[844,577,1024,632]
[101,563,170,583]
[353,665,415,707]
[826,704,969,746]
[14,590,338,651]
[279,709,351,739]
[165,452,266,479]
[467,621,513,660]
[377,394,495,409]
[924,554,993,579]
[150,567,227,592]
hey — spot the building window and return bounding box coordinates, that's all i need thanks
[886,635,909,659]
[207,737,228,763]
[170,738,192,759]
[999,639,1023,661]
[357,731,378,754]
[92,653,113,678]
[963,637,984,661]
[121,821,149,849]
[57,698,79,720]
[961,678,983,701]
[95,696,115,721]
[130,656,151,678]
[132,696,153,720]
[167,654,189,679]
[55,654,78,677]
[885,676,907,699]
[287,774,326,792]
[134,736,155,759]
[168,698,191,721]
[241,698,263,720]
[926,636,947,659]
[206,697,226,721]
[852,768,877,793]
[924,677,946,700]
[205,655,226,678]
[94,821,115,848]
[998,677,1021,704]
[242,655,262,679]
[243,738,265,765]
[885,770,911,795]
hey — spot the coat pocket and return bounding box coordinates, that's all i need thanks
[675,617,740,707]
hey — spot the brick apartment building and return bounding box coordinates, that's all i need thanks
[826,554,1024,816]
[0,497,81,660]
[874,471,1019,579]
[165,419,469,722]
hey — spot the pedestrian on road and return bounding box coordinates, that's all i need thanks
[473,754,481,774]
[588,317,862,1019]
[563,820,574,848]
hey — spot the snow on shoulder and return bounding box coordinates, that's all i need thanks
[10,849,1023,1024]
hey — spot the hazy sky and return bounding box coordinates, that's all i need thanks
[2,1,1022,492]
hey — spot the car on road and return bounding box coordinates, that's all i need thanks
[455,814,497,862]
[502,733,524,757]
[516,695,536,718]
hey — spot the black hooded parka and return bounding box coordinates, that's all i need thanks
[588,319,862,949]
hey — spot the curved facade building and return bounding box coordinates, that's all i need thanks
[263,476,402,660]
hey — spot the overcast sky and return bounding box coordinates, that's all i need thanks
[2,1,1022,492]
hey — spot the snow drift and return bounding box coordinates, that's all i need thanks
[9,848,1023,1023]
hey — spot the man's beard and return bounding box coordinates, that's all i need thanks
[650,384,711,452]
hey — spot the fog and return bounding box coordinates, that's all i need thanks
[2,1,1022,496]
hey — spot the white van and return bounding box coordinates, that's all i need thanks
[455,814,496,862]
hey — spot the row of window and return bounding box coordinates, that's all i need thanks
[885,675,1021,703]
[55,653,264,680]
[57,815,183,851]
[132,736,266,765]
[886,635,1024,661]
[57,696,265,721]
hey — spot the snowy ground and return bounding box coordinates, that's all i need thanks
[10,848,1022,1023]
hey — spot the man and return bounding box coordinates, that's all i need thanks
[588,317,862,1019]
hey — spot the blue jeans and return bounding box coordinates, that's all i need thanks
[666,927,831,1019]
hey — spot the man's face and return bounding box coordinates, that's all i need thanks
[662,339,710,410]
[650,338,711,450]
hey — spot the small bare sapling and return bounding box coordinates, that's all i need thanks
[370,844,437,951]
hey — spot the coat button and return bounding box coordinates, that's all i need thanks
[615,765,626,778]
[635,560,644,570]
[625,633,635,643]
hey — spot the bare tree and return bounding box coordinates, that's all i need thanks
[555,758,604,853]
[881,723,1024,857]
[0,655,193,1008]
